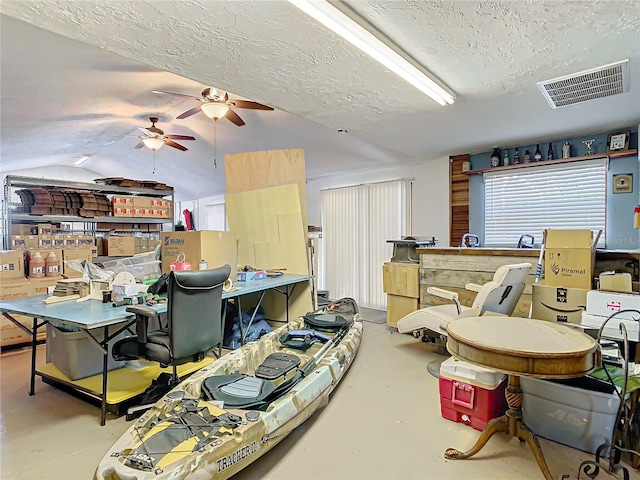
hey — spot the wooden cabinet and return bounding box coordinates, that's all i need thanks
[382,262,419,328]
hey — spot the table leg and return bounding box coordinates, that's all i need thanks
[100,326,109,426]
[444,375,553,480]
[30,316,38,396]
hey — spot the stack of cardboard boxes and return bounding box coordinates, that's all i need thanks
[2,223,95,347]
[111,195,172,219]
[532,229,596,324]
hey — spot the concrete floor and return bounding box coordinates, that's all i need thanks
[1,309,638,480]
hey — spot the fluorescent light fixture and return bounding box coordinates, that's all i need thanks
[74,154,91,166]
[289,0,455,106]
[142,137,165,151]
[201,102,230,120]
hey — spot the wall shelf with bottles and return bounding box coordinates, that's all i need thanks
[462,149,637,175]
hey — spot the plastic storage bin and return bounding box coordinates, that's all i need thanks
[46,323,128,380]
[101,252,161,281]
[439,356,507,430]
[522,377,622,454]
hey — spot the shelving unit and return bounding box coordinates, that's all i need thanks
[2,175,174,249]
[462,149,638,175]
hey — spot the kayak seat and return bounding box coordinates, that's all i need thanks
[255,352,301,380]
[202,353,301,409]
[279,329,330,350]
[303,313,349,332]
[202,373,277,409]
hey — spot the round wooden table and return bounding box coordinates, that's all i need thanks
[445,316,600,480]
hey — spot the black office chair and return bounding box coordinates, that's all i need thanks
[112,265,231,385]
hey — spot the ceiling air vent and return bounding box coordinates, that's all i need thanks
[537,59,629,108]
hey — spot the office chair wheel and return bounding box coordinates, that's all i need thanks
[422,334,432,343]
[412,330,422,339]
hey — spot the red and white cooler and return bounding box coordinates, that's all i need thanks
[439,356,508,431]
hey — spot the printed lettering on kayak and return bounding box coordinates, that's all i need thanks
[216,442,259,472]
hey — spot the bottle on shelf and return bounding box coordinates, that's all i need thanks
[45,251,61,277]
[547,143,554,161]
[490,147,501,167]
[503,149,510,166]
[199,259,208,270]
[513,148,520,164]
[562,142,571,159]
[534,144,542,162]
[29,252,45,279]
[524,150,531,163]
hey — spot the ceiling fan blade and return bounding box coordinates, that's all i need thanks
[152,90,198,99]
[165,134,196,141]
[138,126,152,135]
[228,100,274,111]
[134,141,144,149]
[225,109,246,126]
[164,139,189,151]
[177,105,203,119]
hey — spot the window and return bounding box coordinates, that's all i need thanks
[484,159,606,247]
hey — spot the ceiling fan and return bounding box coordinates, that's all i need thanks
[136,117,196,151]
[152,87,274,126]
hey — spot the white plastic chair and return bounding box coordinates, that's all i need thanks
[397,262,532,348]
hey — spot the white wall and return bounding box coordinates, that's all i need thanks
[306,156,451,245]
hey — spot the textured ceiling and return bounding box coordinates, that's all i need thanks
[1,1,639,201]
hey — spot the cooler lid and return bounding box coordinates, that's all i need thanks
[440,356,506,390]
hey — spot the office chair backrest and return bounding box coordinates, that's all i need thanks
[472,262,532,315]
[167,265,231,360]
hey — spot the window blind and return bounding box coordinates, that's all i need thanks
[321,179,412,309]
[484,159,606,247]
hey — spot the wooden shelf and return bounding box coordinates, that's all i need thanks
[462,149,637,175]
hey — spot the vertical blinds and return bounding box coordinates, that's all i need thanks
[321,179,412,309]
[484,159,607,247]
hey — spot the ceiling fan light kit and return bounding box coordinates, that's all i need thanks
[288,0,455,106]
[201,102,230,120]
[142,136,165,151]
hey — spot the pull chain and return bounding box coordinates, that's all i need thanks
[152,151,157,174]
[213,121,218,169]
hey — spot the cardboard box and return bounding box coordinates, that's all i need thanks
[36,224,53,236]
[11,224,36,236]
[62,248,93,278]
[133,196,153,208]
[161,230,237,279]
[1,313,46,347]
[531,283,588,324]
[598,272,633,293]
[585,290,640,320]
[52,233,66,248]
[0,278,31,300]
[29,277,59,296]
[0,250,26,281]
[38,235,53,248]
[112,206,133,217]
[10,235,39,250]
[581,312,640,342]
[544,229,595,289]
[76,235,94,248]
[64,235,78,248]
[104,236,135,256]
[111,195,134,206]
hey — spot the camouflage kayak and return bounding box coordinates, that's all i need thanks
[94,298,362,480]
